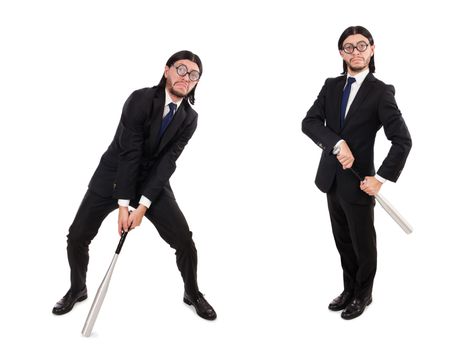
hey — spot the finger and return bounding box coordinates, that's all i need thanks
[133,217,140,228]
[123,217,129,233]
[118,219,127,235]
[127,216,134,230]
[337,153,348,161]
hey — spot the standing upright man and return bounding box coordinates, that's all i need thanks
[53,50,217,320]
[302,26,412,320]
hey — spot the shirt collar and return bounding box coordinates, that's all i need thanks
[347,68,369,87]
[164,89,183,110]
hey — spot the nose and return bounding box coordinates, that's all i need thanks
[351,47,361,56]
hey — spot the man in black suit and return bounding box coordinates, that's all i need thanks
[302,26,412,320]
[53,50,216,320]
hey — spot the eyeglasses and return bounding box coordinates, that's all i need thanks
[174,64,200,81]
[342,41,369,54]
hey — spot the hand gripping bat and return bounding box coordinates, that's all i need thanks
[348,167,413,234]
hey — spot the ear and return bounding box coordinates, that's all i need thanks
[164,65,169,78]
[339,50,346,60]
[370,45,375,57]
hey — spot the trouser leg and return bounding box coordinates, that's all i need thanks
[67,190,118,293]
[327,186,377,299]
[144,193,199,297]
[327,190,358,293]
[341,199,376,299]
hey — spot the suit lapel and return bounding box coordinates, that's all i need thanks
[157,102,187,153]
[147,88,165,155]
[342,73,375,129]
[329,76,346,132]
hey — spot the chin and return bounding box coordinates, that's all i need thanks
[170,87,187,98]
[350,65,366,73]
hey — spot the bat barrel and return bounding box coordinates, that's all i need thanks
[81,254,119,337]
[375,193,413,234]
[347,167,413,234]
[81,230,129,337]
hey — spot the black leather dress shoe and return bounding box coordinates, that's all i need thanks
[183,292,217,320]
[52,287,88,315]
[328,291,353,311]
[341,297,372,320]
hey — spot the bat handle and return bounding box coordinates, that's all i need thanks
[115,231,128,254]
[330,145,378,184]
[332,146,364,181]
[349,167,364,182]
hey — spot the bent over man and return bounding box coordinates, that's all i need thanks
[53,50,216,321]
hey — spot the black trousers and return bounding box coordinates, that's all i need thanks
[67,189,199,297]
[326,184,377,300]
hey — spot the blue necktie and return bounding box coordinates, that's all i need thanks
[340,77,356,129]
[159,102,177,137]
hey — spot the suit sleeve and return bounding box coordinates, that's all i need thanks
[140,114,198,202]
[302,79,342,153]
[112,90,148,200]
[376,85,412,182]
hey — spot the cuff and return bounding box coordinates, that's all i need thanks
[332,139,345,155]
[139,195,152,209]
[118,199,130,207]
[375,174,387,184]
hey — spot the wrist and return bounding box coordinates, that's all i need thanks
[332,140,345,155]
[118,199,130,207]
[137,204,148,212]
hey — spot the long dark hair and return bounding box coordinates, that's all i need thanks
[338,26,375,74]
[157,50,203,105]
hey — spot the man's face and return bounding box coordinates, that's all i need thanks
[164,59,200,99]
[339,34,375,74]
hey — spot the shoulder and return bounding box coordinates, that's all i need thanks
[325,75,345,86]
[181,99,198,119]
[366,74,395,94]
[316,75,345,96]
[128,86,159,102]
[120,87,157,120]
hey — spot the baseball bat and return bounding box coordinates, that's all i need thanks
[82,231,128,337]
[348,167,413,234]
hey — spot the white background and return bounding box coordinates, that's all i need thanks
[1,0,467,349]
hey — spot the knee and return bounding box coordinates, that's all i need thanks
[174,231,196,253]
[67,236,91,252]
[67,228,92,249]
[67,219,98,245]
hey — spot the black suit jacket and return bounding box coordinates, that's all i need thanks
[88,85,198,202]
[302,73,412,204]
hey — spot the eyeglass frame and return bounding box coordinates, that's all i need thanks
[341,41,370,54]
[173,64,200,82]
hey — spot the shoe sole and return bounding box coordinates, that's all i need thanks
[52,295,88,315]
